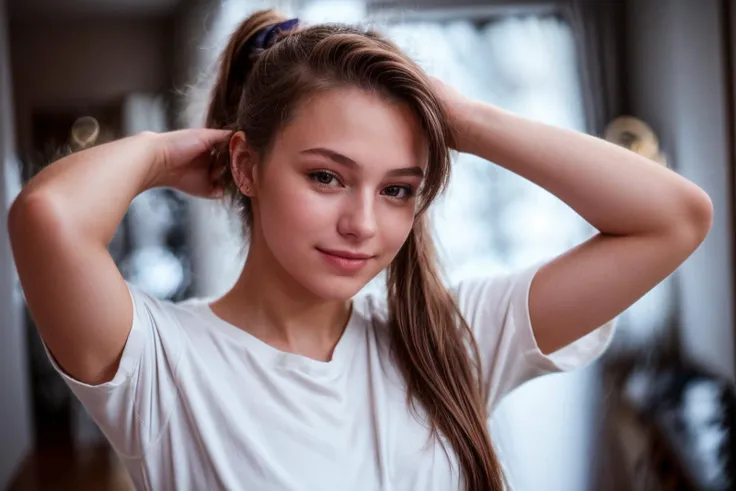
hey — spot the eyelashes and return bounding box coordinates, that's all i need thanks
[309,170,339,187]
[307,170,416,201]
[382,185,414,200]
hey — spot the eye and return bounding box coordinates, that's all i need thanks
[308,170,341,187]
[382,185,415,200]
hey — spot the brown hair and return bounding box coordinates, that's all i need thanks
[205,10,505,490]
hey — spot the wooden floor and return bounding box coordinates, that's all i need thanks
[8,444,133,491]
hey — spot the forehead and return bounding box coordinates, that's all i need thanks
[276,87,428,171]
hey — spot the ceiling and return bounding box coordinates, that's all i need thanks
[7,0,186,21]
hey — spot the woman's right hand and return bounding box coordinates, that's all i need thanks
[9,126,232,386]
[148,128,233,199]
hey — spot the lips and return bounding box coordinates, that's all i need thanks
[316,248,375,273]
[317,248,373,260]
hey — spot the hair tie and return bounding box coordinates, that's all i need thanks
[253,18,299,50]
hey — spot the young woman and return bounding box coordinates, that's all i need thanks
[9,10,712,491]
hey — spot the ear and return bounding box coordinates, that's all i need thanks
[229,131,258,197]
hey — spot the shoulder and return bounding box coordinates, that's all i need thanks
[351,265,537,336]
[129,284,199,331]
[451,262,540,313]
[127,285,223,350]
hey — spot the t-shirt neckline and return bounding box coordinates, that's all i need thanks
[195,299,362,378]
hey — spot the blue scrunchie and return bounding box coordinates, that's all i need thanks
[253,18,299,49]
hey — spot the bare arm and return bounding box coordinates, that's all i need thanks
[453,100,712,354]
[8,129,229,385]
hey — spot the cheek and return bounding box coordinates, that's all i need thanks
[257,175,335,247]
[376,204,415,260]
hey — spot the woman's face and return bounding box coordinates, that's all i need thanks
[249,87,428,301]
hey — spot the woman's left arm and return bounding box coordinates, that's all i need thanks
[444,90,713,355]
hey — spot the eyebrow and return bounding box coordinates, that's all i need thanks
[300,147,425,179]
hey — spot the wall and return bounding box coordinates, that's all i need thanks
[9,16,171,152]
[7,0,181,19]
[626,0,735,383]
[0,0,33,488]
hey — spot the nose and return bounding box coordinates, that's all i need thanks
[337,190,377,241]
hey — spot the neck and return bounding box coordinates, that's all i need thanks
[210,234,351,362]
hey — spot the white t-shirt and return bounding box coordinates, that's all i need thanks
[47,262,615,491]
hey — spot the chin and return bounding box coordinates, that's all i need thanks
[303,275,370,301]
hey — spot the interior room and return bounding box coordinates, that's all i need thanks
[1,0,734,490]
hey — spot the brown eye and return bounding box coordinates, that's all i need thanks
[382,185,414,200]
[309,171,340,187]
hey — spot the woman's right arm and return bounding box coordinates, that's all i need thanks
[8,129,229,386]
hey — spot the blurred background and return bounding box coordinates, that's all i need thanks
[0,0,735,490]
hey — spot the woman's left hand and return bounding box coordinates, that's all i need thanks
[430,77,476,152]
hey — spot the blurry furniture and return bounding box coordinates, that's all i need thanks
[605,360,735,491]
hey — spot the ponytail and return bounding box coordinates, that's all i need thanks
[205,10,291,222]
[206,9,288,129]
[387,216,506,490]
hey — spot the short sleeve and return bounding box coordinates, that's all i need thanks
[43,282,183,458]
[452,261,616,412]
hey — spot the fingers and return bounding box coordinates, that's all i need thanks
[196,128,233,146]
